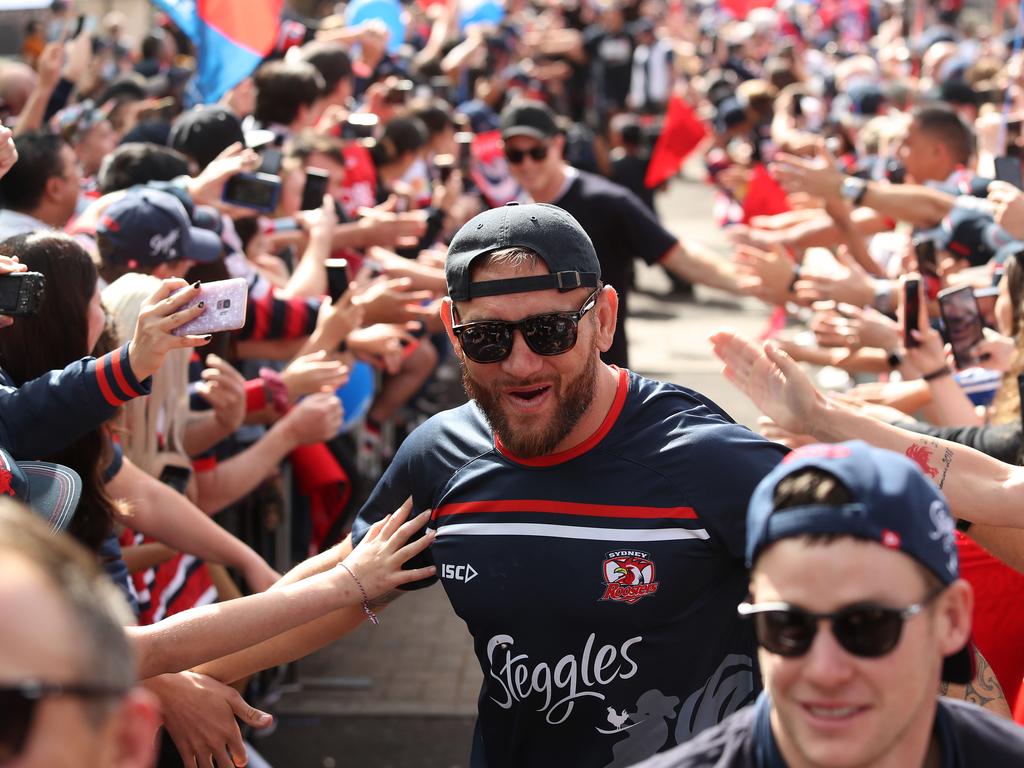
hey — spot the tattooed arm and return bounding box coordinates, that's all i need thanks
[710,331,1024,527]
[939,647,1012,719]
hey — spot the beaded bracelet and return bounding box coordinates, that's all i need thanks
[339,562,379,626]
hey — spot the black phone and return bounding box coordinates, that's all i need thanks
[158,465,192,495]
[300,168,329,211]
[454,132,474,174]
[904,278,921,348]
[995,155,1023,189]
[0,272,45,316]
[938,285,985,368]
[434,153,456,184]
[70,14,86,39]
[222,172,281,213]
[341,113,378,141]
[325,257,350,301]
[258,147,283,176]
[913,238,938,277]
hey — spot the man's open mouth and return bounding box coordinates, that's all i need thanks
[506,384,552,402]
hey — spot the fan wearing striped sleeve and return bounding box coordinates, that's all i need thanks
[350,203,787,768]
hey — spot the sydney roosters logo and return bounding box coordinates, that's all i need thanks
[600,550,659,604]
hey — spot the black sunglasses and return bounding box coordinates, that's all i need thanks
[0,681,127,760]
[504,145,549,164]
[737,587,946,658]
[452,289,600,363]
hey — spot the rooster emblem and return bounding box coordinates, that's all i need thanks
[601,552,659,604]
[905,445,939,478]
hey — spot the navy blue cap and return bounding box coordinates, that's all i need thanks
[746,441,973,683]
[919,206,1018,268]
[445,203,600,301]
[97,188,224,269]
[0,447,81,533]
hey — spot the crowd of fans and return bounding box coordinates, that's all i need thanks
[9,0,1024,765]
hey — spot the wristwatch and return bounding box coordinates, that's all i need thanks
[839,176,868,205]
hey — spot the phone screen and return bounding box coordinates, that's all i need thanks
[904,279,920,348]
[222,173,281,213]
[913,238,938,277]
[301,168,329,211]
[995,156,1023,189]
[938,286,985,368]
[258,148,283,176]
[325,258,350,301]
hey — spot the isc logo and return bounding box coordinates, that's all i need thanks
[440,563,478,583]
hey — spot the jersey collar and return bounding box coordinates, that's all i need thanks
[493,366,629,467]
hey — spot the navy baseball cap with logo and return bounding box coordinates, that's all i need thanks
[0,447,81,533]
[97,188,224,269]
[746,440,973,683]
[446,202,601,301]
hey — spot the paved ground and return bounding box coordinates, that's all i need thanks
[253,173,772,767]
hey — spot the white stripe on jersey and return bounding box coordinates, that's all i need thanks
[436,523,710,542]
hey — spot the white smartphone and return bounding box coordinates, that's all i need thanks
[172,278,248,336]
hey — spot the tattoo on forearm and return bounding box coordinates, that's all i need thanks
[940,648,1011,718]
[904,441,954,488]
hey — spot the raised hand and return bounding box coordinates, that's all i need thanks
[340,499,437,600]
[709,329,825,436]
[128,280,212,381]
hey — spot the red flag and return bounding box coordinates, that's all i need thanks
[741,164,790,223]
[644,95,708,189]
[719,0,775,20]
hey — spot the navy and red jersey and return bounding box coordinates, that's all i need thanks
[0,343,149,460]
[352,368,787,767]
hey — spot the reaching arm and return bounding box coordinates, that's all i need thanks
[661,240,741,293]
[108,457,280,592]
[709,331,1024,527]
[194,392,342,515]
[128,507,434,679]
[193,536,371,684]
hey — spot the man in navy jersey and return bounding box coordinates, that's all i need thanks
[633,441,1024,768]
[356,202,786,766]
[196,202,786,766]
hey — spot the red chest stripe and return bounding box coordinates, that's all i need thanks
[431,499,698,522]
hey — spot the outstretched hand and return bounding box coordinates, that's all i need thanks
[709,329,825,436]
[341,499,436,600]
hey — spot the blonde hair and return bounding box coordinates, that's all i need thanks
[101,273,190,476]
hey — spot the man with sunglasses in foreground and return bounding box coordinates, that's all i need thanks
[352,202,785,766]
[633,440,1024,768]
[190,202,786,766]
[0,495,160,767]
[499,99,744,369]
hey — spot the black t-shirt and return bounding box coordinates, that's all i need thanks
[584,27,635,111]
[630,694,1024,767]
[552,170,678,367]
[351,369,787,768]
